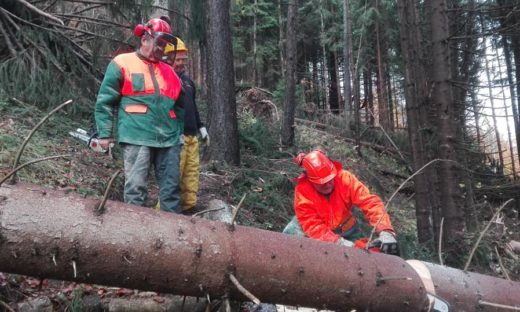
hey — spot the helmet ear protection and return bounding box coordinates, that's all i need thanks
[134,24,146,37]
[295,149,328,167]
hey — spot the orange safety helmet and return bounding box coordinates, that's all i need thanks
[295,150,337,184]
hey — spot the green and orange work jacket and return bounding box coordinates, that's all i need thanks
[294,162,394,243]
[95,52,183,147]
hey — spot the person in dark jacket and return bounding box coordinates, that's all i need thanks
[160,37,209,211]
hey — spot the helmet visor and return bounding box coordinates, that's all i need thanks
[151,32,177,60]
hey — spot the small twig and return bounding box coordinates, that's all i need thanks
[14,0,64,25]
[230,194,247,226]
[10,99,73,184]
[181,295,186,312]
[464,199,514,271]
[478,300,520,311]
[97,169,122,213]
[0,300,15,312]
[0,154,71,186]
[0,17,17,57]
[223,297,231,312]
[367,159,453,246]
[228,273,260,305]
[377,276,412,281]
[72,260,77,278]
[191,207,225,218]
[367,109,411,172]
[438,217,444,266]
[495,246,511,280]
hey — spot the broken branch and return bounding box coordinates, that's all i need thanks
[464,199,514,271]
[0,155,71,186]
[14,0,64,25]
[10,99,72,183]
[228,273,260,305]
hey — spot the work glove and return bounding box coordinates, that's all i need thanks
[337,237,354,248]
[373,231,400,256]
[199,127,210,147]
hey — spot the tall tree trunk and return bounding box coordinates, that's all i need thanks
[431,0,465,260]
[386,67,395,130]
[204,0,240,165]
[328,51,339,113]
[278,0,285,76]
[502,36,520,177]
[253,0,258,86]
[354,71,362,154]
[375,12,390,131]
[281,0,297,146]
[397,0,433,242]
[319,0,329,110]
[450,0,479,231]
[496,45,517,177]
[367,65,374,126]
[342,0,352,118]
[483,36,504,174]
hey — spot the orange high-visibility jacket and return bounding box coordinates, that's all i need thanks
[294,162,394,243]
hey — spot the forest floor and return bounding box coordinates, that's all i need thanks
[0,92,519,311]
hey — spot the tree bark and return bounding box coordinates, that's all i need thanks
[2,183,520,311]
[397,0,433,242]
[483,35,504,175]
[328,51,339,113]
[281,0,297,146]
[430,0,465,256]
[204,0,240,165]
[342,0,352,118]
[375,9,390,131]
[319,0,329,111]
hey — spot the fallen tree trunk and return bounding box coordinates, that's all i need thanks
[0,183,519,311]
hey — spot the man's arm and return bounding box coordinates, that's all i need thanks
[95,61,123,139]
[294,186,340,242]
[345,171,394,234]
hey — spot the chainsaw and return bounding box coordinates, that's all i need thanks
[68,128,114,153]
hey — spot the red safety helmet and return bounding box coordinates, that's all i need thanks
[134,18,172,38]
[295,150,337,184]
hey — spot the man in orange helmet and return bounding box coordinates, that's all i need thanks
[285,149,399,255]
[95,17,183,213]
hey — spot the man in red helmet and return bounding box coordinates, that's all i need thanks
[285,150,399,255]
[94,18,184,213]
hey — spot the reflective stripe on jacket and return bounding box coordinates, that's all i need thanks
[95,52,183,147]
[294,162,394,243]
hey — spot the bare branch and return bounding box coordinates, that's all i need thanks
[228,273,260,305]
[0,155,71,186]
[97,169,122,214]
[14,0,64,25]
[10,99,73,184]
[464,199,514,271]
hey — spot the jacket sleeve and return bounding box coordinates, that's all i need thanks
[294,186,340,243]
[192,80,204,129]
[95,61,123,139]
[345,172,394,234]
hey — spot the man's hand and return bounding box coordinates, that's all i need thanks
[375,231,399,255]
[337,237,354,247]
[199,127,210,146]
[98,138,114,150]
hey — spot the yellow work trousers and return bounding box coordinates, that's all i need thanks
[179,135,200,210]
